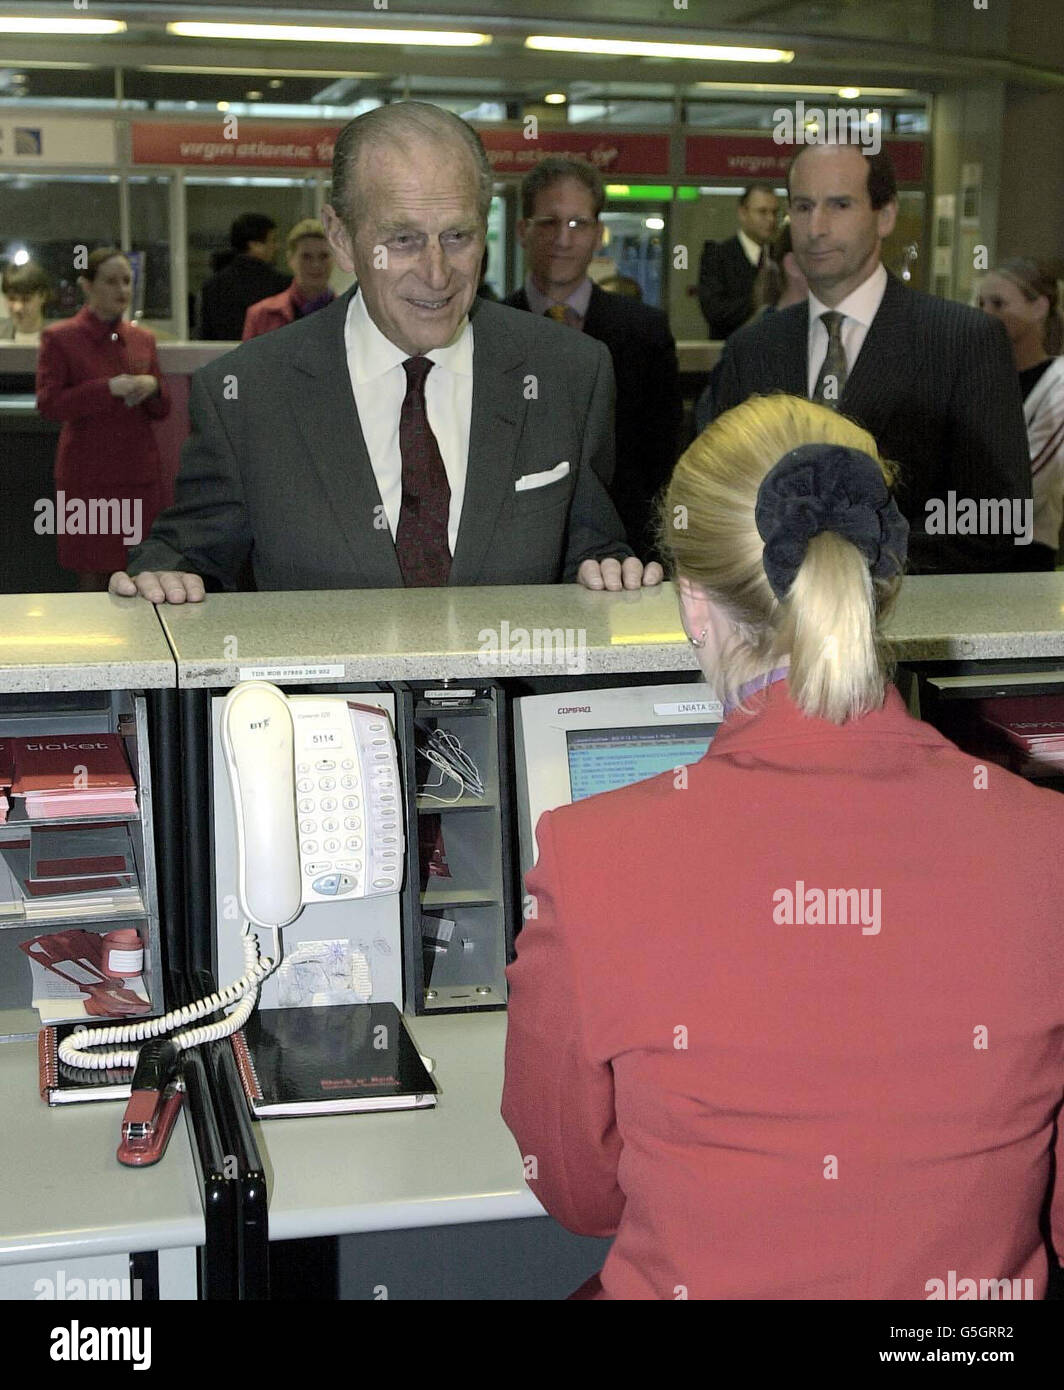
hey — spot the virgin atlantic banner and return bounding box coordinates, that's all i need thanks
[478,129,669,176]
[685,134,925,182]
[131,121,341,167]
[130,120,670,176]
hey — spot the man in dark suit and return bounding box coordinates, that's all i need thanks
[111,104,660,602]
[505,157,682,560]
[698,184,779,339]
[715,142,1032,574]
[197,213,292,341]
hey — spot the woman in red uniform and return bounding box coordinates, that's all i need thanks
[503,392,1064,1300]
[36,247,171,590]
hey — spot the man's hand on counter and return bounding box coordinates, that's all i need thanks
[109,570,206,603]
[578,557,664,590]
[106,558,663,601]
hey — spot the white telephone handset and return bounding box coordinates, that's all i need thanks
[59,682,404,1072]
[221,681,405,929]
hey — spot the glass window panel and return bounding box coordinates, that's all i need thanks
[0,173,121,320]
[128,175,172,324]
[184,176,315,334]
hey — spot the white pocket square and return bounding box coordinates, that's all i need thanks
[514,460,570,492]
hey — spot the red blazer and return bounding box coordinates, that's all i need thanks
[36,307,170,571]
[241,286,299,341]
[242,285,335,340]
[502,679,1064,1299]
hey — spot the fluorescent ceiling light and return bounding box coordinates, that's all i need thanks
[527,37,793,62]
[0,16,126,33]
[142,65,379,78]
[838,87,861,99]
[167,22,490,47]
[543,92,567,104]
[695,82,915,96]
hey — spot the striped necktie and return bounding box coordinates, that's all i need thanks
[813,310,848,408]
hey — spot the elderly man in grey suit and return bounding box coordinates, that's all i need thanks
[111,102,661,603]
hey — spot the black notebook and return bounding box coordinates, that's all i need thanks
[38,1022,135,1105]
[230,1002,437,1118]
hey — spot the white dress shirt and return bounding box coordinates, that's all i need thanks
[737,228,762,268]
[806,261,888,398]
[343,288,473,555]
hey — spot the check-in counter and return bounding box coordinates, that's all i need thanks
[2,577,1063,1299]
[153,574,1064,1294]
[0,594,206,1299]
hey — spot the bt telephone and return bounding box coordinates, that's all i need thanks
[60,681,408,1143]
[220,681,405,930]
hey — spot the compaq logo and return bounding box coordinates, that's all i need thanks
[556,706,591,714]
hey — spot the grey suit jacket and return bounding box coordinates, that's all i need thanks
[128,286,634,589]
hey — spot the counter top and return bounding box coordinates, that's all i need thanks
[882,570,1064,660]
[0,1039,204,1266]
[158,583,697,686]
[3,573,1064,695]
[252,1012,542,1240]
[156,573,1064,686]
[0,593,177,692]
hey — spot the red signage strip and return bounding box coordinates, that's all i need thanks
[478,129,669,176]
[130,121,671,176]
[131,121,341,167]
[685,134,925,182]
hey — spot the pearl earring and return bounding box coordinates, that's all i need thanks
[688,627,708,649]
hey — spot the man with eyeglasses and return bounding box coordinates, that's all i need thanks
[114,107,662,602]
[505,157,682,560]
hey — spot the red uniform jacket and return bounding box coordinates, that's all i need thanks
[502,679,1064,1299]
[36,307,170,572]
[242,285,335,340]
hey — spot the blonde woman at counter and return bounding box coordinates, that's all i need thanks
[503,393,1064,1300]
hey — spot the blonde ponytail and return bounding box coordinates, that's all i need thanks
[659,394,904,724]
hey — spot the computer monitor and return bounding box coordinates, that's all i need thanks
[514,682,723,874]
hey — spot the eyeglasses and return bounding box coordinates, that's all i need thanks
[526,216,599,235]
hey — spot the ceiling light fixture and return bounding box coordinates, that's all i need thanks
[527,37,793,62]
[0,16,126,33]
[167,22,490,47]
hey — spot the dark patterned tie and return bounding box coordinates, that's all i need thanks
[395,355,451,587]
[812,310,848,409]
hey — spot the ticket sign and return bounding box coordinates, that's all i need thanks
[685,134,926,183]
[130,120,670,176]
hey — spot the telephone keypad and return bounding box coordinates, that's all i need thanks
[291,700,402,900]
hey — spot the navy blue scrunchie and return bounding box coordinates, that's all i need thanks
[754,443,909,600]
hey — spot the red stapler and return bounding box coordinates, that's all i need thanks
[118,1038,183,1167]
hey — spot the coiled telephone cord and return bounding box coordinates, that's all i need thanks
[57,925,280,1071]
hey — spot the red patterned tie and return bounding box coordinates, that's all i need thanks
[395,355,452,587]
